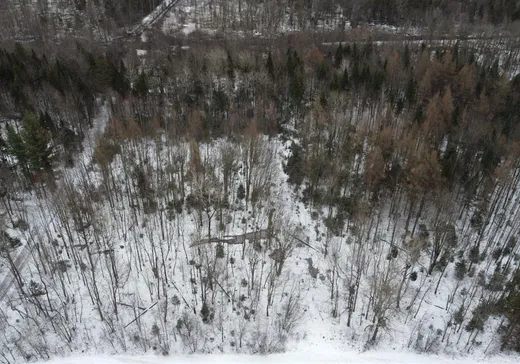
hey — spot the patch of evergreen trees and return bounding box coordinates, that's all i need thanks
[6,112,53,177]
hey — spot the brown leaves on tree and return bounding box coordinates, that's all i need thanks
[408,149,443,194]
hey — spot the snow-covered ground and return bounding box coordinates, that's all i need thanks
[1,100,519,362]
[160,0,350,36]
[2,42,520,361]
[31,349,519,364]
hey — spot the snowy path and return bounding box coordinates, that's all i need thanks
[130,0,182,35]
[31,350,518,364]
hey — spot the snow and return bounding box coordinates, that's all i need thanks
[181,22,197,35]
[142,0,177,27]
[158,1,422,36]
[2,103,520,362]
[162,5,210,36]
[1,7,520,364]
[32,350,518,364]
[2,1,520,362]
[2,124,516,360]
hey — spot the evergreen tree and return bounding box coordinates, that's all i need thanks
[317,60,329,81]
[441,141,457,188]
[331,73,340,91]
[334,44,343,68]
[405,77,416,105]
[285,143,305,185]
[112,60,130,97]
[287,50,305,107]
[14,43,28,61]
[39,111,55,134]
[403,44,410,69]
[351,61,360,87]
[6,124,27,166]
[340,68,350,90]
[226,50,235,82]
[20,112,53,172]
[133,72,149,97]
[237,183,245,200]
[455,259,467,280]
[266,51,275,79]
[49,59,66,95]
[351,43,359,61]
[342,43,351,57]
[6,112,53,175]
[499,268,520,351]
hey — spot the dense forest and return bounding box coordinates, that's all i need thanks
[2,0,520,41]
[1,1,520,363]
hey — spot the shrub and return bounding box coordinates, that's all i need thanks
[455,259,467,280]
[284,143,305,185]
[216,244,225,259]
[93,137,120,167]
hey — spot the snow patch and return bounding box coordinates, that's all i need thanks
[32,351,519,364]
[182,22,197,35]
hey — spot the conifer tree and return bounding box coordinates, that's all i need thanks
[6,112,53,176]
[266,51,275,79]
[403,44,410,69]
[133,71,149,97]
[331,73,340,91]
[226,50,235,83]
[334,44,343,68]
[113,60,130,97]
[287,50,305,108]
[340,68,350,90]
[6,123,27,168]
[21,111,53,172]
